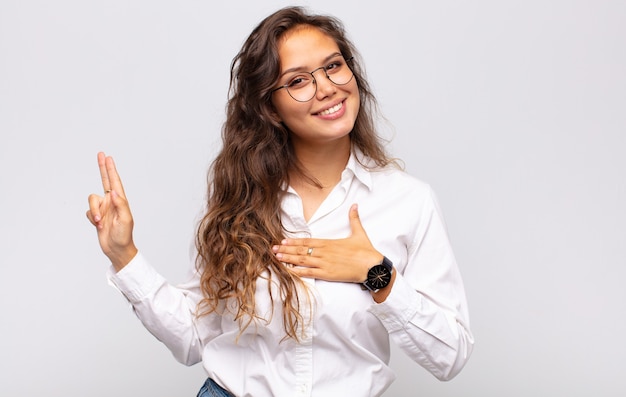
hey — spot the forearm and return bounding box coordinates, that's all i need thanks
[108,253,206,366]
[369,273,474,380]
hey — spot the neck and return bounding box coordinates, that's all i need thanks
[290,136,351,189]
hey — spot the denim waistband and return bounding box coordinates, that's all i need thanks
[196,378,234,397]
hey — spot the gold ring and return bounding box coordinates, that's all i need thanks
[307,247,314,256]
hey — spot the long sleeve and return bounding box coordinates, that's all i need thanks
[368,187,474,380]
[107,253,218,366]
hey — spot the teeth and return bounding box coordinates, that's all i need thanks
[318,102,343,116]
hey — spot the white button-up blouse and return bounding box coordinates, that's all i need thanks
[108,151,474,397]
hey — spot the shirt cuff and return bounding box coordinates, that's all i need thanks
[367,272,419,333]
[107,252,165,304]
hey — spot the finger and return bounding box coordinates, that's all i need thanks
[86,209,96,226]
[276,252,318,267]
[280,238,314,247]
[97,152,111,193]
[275,239,313,255]
[289,260,348,282]
[276,239,324,257]
[88,193,104,223]
[294,245,312,256]
[104,156,127,197]
[273,244,311,257]
[289,265,320,279]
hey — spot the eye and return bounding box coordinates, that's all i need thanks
[287,74,311,88]
[325,59,344,73]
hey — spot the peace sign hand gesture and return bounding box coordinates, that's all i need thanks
[86,152,137,272]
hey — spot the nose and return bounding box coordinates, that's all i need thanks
[311,68,336,99]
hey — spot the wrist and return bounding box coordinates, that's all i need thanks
[361,256,394,293]
[110,245,138,272]
[371,270,396,303]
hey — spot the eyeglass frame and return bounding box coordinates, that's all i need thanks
[270,56,355,102]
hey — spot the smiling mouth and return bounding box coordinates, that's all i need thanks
[316,101,343,116]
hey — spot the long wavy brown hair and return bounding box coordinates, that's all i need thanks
[195,6,394,340]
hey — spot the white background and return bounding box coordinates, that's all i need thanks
[1,1,625,396]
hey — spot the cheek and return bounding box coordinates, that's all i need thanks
[352,81,361,104]
[272,96,290,121]
[353,88,361,110]
[274,100,308,125]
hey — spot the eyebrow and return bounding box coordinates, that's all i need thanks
[278,52,343,79]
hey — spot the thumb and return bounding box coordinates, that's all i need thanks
[348,203,366,236]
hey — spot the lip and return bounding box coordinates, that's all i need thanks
[313,99,346,120]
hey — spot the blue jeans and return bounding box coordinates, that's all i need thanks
[197,378,234,397]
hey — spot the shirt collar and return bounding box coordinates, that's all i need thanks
[345,148,373,191]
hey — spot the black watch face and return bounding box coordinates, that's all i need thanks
[368,264,392,289]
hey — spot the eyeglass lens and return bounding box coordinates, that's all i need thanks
[284,57,354,102]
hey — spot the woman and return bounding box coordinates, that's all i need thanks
[86,6,473,397]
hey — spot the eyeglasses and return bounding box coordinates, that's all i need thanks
[272,56,354,102]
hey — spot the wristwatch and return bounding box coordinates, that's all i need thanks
[362,256,394,293]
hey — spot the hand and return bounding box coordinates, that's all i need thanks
[272,204,383,284]
[86,152,137,271]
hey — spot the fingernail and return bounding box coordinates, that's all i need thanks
[275,253,283,259]
[272,245,278,252]
[94,215,101,222]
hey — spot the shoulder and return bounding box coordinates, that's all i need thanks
[351,151,437,204]
[369,164,432,198]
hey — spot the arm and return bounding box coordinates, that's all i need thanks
[273,194,474,380]
[107,253,209,366]
[369,189,474,380]
[86,152,209,365]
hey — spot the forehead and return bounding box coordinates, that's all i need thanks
[277,26,341,69]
